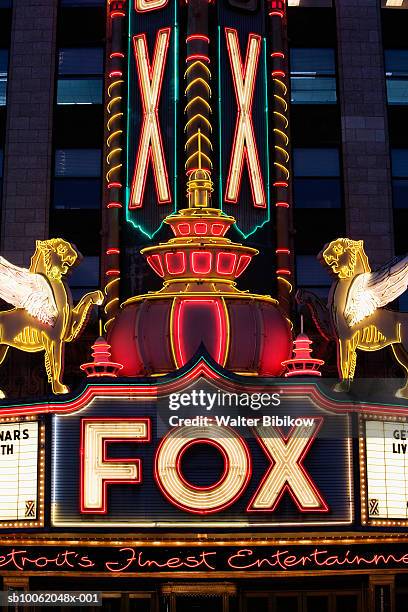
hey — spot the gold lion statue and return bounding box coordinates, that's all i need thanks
[319,238,408,398]
[0,239,103,396]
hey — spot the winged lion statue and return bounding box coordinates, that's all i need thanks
[319,238,408,398]
[0,238,103,396]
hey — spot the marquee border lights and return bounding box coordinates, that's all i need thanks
[0,417,45,530]
[103,0,127,332]
[2,359,408,418]
[267,0,294,316]
[359,413,408,528]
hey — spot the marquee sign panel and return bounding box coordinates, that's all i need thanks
[0,419,44,528]
[364,418,408,524]
[51,385,353,528]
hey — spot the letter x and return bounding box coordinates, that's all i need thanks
[248,418,328,512]
[224,28,266,209]
[130,28,171,209]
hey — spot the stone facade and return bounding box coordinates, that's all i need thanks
[0,0,58,266]
[336,0,394,266]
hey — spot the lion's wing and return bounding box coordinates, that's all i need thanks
[0,256,58,325]
[345,255,408,326]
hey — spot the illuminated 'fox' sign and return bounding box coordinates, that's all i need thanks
[80,418,327,515]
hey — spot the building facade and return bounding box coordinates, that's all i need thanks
[0,0,407,610]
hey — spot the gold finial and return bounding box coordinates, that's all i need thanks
[186,129,214,208]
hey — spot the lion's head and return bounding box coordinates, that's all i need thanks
[319,238,368,280]
[34,239,80,280]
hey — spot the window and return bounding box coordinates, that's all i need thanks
[391,149,408,207]
[296,255,330,298]
[53,149,101,209]
[385,49,408,104]
[0,49,8,106]
[290,48,336,104]
[57,47,103,105]
[293,148,341,208]
[68,255,100,301]
[0,0,11,6]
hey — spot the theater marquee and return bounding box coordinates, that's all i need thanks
[50,365,353,528]
[0,418,44,528]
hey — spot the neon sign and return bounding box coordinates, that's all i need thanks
[1,544,408,574]
[224,28,266,209]
[130,28,172,210]
[51,380,352,527]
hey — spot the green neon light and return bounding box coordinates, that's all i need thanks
[125,1,178,239]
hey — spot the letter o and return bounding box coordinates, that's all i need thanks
[154,425,251,514]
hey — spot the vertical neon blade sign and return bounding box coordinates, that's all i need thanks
[126,0,178,238]
[218,4,270,238]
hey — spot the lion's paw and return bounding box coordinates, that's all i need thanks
[396,387,408,400]
[333,381,350,393]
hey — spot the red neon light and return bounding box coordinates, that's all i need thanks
[272,70,285,78]
[216,252,237,275]
[172,299,228,367]
[286,368,322,377]
[80,418,151,514]
[186,166,211,175]
[191,251,212,275]
[177,223,191,236]
[274,181,288,188]
[224,28,266,209]
[1,362,408,419]
[106,248,120,255]
[110,52,125,59]
[108,182,122,189]
[276,268,291,275]
[247,418,328,513]
[109,70,123,78]
[268,10,283,18]
[146,254,165,278]
[107,202,123,209]
[235,254,252,278]
[165,251,186,275]
[186,54,210,63]
[271,51,285,58]
[130,28,171,209]
[106,269,121,276]
[211,223,227,236]
[275,201,289,208]
[194,222,208,235]
[110,10,126,18]
[186,34,210,43]
[275,248,290,254]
